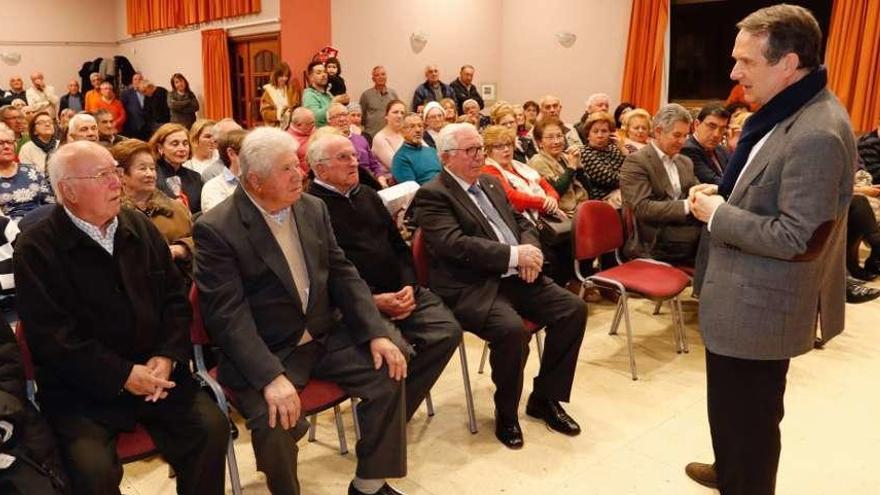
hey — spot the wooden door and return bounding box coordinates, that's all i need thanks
[230,34,280,128]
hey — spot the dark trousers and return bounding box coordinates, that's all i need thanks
[706,350,790,495]
[393,287,462,420]
[471,275,586,420]
[846,195,880,275]
[48,389,229,495]
[235,340,407,495]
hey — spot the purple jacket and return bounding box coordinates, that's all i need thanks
[350,133,385,178]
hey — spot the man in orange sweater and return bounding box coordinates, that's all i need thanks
[93,82,126,132]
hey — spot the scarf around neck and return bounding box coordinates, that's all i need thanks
[31,134,58,154]
[718,66,827,198]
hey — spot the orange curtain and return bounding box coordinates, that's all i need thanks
[201,29,233,120]
[620,0,669,113]
[127,0,261,35]
[826,0,880,133]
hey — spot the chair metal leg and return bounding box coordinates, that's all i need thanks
[609,299,624,335]
[333,405,349,455]
[652,300,663,315]
[534,330,545,361]
[458,341,478,434]
[620,292,638,380]
[227,437,243,495]
[668,299,683,354]
[478,341,489,374]
[351,398,362,440]
[308,414,317,442]
[676,296,690,353]
[425,390,435,417]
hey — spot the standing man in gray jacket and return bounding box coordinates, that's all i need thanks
[686,5,854,495]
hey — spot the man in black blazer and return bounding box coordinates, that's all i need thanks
[681,103,731,185]
[142,80,170,133]
[14,141,228,495]
[412,123,587,449]
[194,127,409,495]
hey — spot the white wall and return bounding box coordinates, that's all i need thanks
[499,0,632,123]
[332,0,503,111]
[331,0,631,124]
[0,0,119,95]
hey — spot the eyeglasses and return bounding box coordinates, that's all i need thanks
[64,168,122,183]
[447,146,485,158]
[318,151,358,163]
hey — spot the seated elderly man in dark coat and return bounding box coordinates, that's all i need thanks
[13,141,229,495]
[307,131,462,421]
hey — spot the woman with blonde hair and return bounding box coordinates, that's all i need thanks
[621,108,652,154]
[260,62,302,127]
[490,102,537,162]
[182,119,218,176]
[440,97,458,123]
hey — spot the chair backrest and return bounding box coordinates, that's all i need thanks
[411,228,430,288]
[13,321,34,380]
[573,200,624,261]
[188,284,211,346]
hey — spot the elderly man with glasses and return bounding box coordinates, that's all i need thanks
[13,140,229,495]
[412,123,587,449]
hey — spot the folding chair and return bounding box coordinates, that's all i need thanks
[573,201,691,380]
[189,285,353,457]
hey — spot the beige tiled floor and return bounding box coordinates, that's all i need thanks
[123,288,880,494]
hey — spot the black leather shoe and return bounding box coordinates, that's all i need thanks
[348,481,406,495]
[846,276,880,304]
[494,412,524,449]
[684,462,718,489]
[525,395,581,436]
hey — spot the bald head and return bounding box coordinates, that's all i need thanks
[49,141,120,215]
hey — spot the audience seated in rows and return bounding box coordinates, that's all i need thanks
[0,124,54,220]
[17,111,58,174]
[66,113,99,143]
[620,103,702,265]
[527,118,588,217]
[182,119,219,176]
[96,108,126,147]
[371,99,407,179]
[0,105,28,152]
[681,103,731,185]
[113,139,194,282]
[858,116,880,183]
[201,128,245,212]
[489,102,537,163]
[14,141,229,495]
[287,107,316,171]
[620,108,652,154]
[579,111,626,208]
[391,113,442,185]
[440,97,458,123]
[412,123,587,449]
[150,123,203,214]
[327,102,387,187]
[421,101,445,149]
[194,127,412,495]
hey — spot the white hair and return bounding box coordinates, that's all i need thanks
[239,127,297,179]
[586,93,610,107]
[306,129,347,171]
[291,107,314,125]
[212,117,243,142]
[67,113,96,140]
[47,141,110,203]
[0,123,12,140]
[436,123,480,163]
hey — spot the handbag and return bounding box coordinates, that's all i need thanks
[535,215,572,246]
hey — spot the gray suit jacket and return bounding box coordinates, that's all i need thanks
[619,144,701,260]
[697,89,855,360]
[193,187,394,392]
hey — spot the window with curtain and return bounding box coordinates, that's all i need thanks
[127,0,262,36]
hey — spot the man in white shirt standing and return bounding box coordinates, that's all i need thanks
[619,103,702,264]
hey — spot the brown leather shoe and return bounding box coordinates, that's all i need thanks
[685,462,718,489]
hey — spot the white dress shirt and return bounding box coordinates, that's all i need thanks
[650,141,689,215]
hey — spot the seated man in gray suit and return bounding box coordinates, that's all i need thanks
[681,103,731,185]
[194,127,409,495]
[620,103,702,265]
[412,123,586,449]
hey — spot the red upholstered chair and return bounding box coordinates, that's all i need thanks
[573,201,692,380]
[189,285,353,458]
[13,323,163,469]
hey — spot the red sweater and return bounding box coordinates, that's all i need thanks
[481,165,559,213]
[93,98,127,132]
